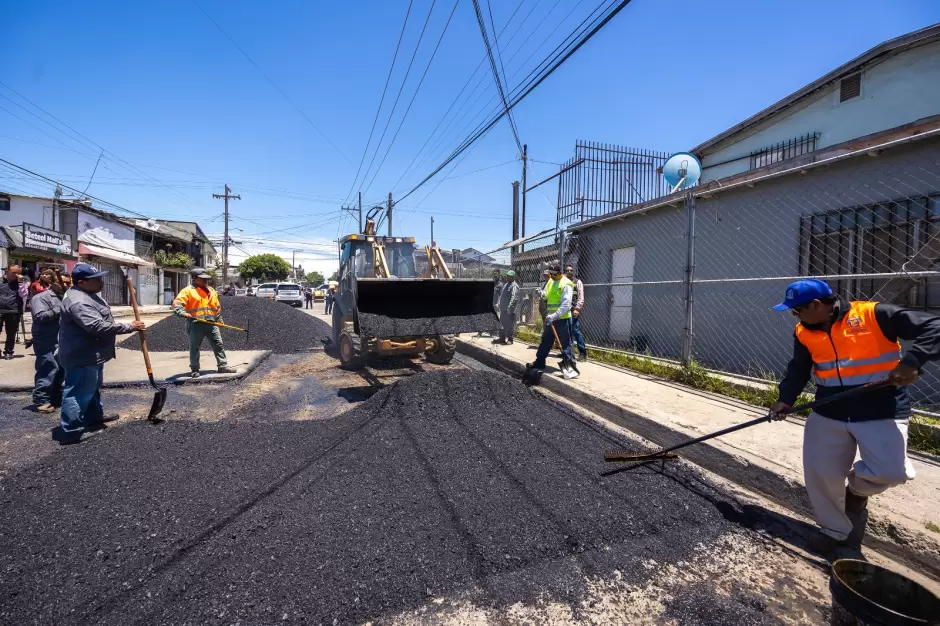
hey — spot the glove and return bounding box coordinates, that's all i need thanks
[545,314,557,325]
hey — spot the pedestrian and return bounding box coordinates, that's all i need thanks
[769,279,940,557]
[30,281,65,413]
[526,265,577,377]
[565,264,588,361]
[305,286,314,310]
[173,268,236,379]
[58,263,146,444]
[0,264,25,360]
[29,268,54,299]
[325,286,335,314]
[496,270,519,344]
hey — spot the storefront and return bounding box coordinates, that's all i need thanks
[0,223,77,280]
[77,243,153,306]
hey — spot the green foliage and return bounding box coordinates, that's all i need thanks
[238,254,292,281]
[328,271,340,282]
[926,521,940,533]
[155,250,194,269]
[307,270,325,286]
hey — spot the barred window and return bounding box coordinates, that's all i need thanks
[750,133,819,170]
[799,196,940,308]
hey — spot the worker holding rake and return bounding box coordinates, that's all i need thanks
[769,279,940,556]
[173,268,237,379]
[526,265,578,378]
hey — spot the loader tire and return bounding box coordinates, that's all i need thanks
[425,334,457,365]
[331,307,342,347]
[338,330,365,370]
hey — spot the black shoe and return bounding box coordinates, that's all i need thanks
[2,353,12,361]
[525,362,545,371]
[577,353,588,362]
[190,371,201,379]
[845,487,869,549]
[217,365,237,374]
[507,338,514,344]
[101,414,120,424]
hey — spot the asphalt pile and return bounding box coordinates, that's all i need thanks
[121,296,332,353]
[358,311,499,337]
[0,370,761,625]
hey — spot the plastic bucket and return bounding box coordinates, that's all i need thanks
[830,559,940,625]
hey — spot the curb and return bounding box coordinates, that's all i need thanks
[456,338,940,580]
[0,351,272,392]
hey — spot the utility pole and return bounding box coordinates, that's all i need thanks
[430,216,434,246]
[358,191,363,234]
[521,144,528,239]
[511,181,520,256]
[387,192,393,237]
[291,250,297,280]
[212,184,240,285]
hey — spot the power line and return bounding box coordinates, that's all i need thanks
[399,0,634,203]
[359,0,460,197]
[342,0,415,205]
[473,0,523,153]
[190,0,353,166]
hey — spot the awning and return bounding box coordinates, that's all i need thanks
[78,243,153,266]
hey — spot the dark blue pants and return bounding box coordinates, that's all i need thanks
[60,364,105,436]
[32,340,63,406]
[533,319,575,369]
[569,315,586,356]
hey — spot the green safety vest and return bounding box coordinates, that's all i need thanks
[545,276,574,320]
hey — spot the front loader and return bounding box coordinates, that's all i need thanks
[331,217,498,370]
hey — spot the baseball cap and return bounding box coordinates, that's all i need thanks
[773,279,833,311]
[547,264,561,273]
[71,263,108,281]
[190,267,211,279]
[506,270,515,277]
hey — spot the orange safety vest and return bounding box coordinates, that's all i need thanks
[173,285,222,321]
[795,301,900,387]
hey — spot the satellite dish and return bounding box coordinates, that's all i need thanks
[662,152,702,192]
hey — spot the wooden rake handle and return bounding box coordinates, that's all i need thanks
[126,278,153,376]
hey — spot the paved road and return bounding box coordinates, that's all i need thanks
[0,318,840,625]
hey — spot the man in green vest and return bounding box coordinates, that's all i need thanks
[527,265,577,375]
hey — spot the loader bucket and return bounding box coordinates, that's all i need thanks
[355,278,500,338]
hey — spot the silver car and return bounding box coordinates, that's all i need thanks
[275,283,303,307]
[255,283,278,299]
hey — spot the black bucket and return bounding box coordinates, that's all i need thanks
[830,559,940,625]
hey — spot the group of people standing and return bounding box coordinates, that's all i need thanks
[493,263,588,374]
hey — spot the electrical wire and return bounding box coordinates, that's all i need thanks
[473,0,523,153]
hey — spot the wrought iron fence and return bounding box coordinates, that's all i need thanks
[459,130,940,413]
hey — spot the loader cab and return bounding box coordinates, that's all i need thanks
[338,235,418,280]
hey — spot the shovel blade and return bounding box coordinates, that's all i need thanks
[558,359,580,380]
[147,388,167,422]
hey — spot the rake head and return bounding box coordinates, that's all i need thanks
[604,449,680,463]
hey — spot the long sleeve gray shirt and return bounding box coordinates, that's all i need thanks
[498,281,519,313]
[29,289,62,345]
[58,287,134,369]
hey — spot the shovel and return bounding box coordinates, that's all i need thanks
[127,278,166,422]
[604,380,890,463]
[194,318,250,340]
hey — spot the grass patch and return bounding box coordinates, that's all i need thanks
[913,414,940,426]
[926,521,940,533]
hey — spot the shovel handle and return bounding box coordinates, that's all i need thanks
[126,279,153,375]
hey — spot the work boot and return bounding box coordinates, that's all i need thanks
[507,338,514,345]
[190,371,201,379]
[578,353,588,362]
[36,403,56,414]
[845,487,869,550]
[807,532,847,556]
[217,365,237,374]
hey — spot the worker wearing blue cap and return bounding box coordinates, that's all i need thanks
[770,278,940,556]
[56,263,146,445]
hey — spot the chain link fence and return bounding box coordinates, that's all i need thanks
[454,131,940,413]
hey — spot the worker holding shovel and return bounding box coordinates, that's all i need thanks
[526,265,578,379]
[173,268,237,379]
[769,279,940,557]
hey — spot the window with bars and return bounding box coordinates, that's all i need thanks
[799,196,940,308]
[750,133,819,170]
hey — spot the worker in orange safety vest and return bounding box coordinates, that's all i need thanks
[173,268,236,379]
[769,279,940,558]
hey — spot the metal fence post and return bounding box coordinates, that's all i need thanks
[681,191,696,366]
[559,228,566,270]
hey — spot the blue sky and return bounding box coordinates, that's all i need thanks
[1,0,938,276]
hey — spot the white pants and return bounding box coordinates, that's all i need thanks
[803,412,916,540]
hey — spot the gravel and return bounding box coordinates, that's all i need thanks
[121,296,332,353]
[0,369,758,625]
[359,311,499,337]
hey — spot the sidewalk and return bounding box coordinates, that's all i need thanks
[0,348,270,390]
[457,334,940,578]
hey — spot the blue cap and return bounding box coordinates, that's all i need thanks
[71,263,108,282]
[773,279,833,311]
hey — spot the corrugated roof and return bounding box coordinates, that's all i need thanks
[690,23,940,155]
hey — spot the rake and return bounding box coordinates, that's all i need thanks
[604,380,890,463]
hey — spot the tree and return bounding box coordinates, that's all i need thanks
[307,270,325,285]
[238,254,292,282]
[328,270,340,282]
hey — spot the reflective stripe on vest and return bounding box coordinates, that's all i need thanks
[173,286,222,321]
[795,301,900,387]
[545,276,574,320]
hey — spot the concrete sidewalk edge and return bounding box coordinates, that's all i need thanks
[456,338,940,580]
[0,351,272,392]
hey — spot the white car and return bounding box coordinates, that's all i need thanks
[275,283,303,307]
[255,283,278,299]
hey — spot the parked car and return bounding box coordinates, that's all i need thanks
[255,283,278,299]
[275,283,303,307]
[234,288,249,296]
[313,283,330,301]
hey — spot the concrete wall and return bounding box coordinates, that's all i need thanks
[701,40,940,181]
[575,136,940,380]
[0,195,56,230]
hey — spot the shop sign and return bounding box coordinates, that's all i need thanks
[23,223,73,256]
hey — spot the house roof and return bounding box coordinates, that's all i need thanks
[690,22,940,155]
[162,220,212,244]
